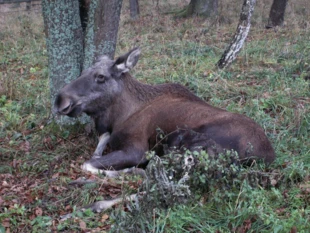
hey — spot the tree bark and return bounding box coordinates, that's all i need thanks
[129,0,139,20]
[217,0,256,69]
[42,0,84,124]
[266,0,288,29]
[79,0,91,33]
[83,0,123,69]
[42,0,123,124]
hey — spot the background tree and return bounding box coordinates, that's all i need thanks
[266,0,288,29]
[217,0,256,69]
[129,0,139,20]
[177,0,218,17]
[42,0,123,124]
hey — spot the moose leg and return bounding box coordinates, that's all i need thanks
[92,132,110,159]
[81,148,146,174]
[101,167,146,178]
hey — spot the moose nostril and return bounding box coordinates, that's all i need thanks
[56,98,72,114]
[61,103,71,113]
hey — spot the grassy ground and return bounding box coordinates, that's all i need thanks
[0,0,309,232]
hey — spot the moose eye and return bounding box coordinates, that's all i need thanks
[96,74,106,83]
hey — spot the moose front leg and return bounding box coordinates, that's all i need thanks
[92,132,110,159]
[81,147,147,174]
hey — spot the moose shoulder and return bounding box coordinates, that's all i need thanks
[54,48,275,173]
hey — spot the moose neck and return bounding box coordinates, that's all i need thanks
[96,73,163,133]
[122,73,162,102]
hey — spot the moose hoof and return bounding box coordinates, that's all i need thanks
[91,153,102,159]
[81,161,103,174]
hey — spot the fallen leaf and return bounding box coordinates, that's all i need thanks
[79,220,87,231]
[35,207,43,216]
[275,207,286,215]
[2,181,9,187]
[290,226,297,233]
[101,214,109,223]
[52,173,59,179]
[19,141,31,152]
[262,92,271,98]
[243,219,252,231]
[270,179,277,186]
[1,218,10,228]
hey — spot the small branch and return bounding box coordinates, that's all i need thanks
[68,176,120,186]
[68,179,98,186]
[60,192,146,220]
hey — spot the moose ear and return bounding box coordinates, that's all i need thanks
[114,47,141,74]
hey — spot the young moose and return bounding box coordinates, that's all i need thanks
[54,48,275,173]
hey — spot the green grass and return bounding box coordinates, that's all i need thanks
[1,0,310,232]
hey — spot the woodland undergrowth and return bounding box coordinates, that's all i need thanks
[0,0,309,232]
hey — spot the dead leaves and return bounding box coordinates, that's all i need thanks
[230,218,255,233]
[0,170,118,232]
[35,207,43,217]
[101,214,109,223]
[77,217,110,233]
[19,140,31,153]
[0,174,43,207]
[43,137,54,150]
[79,220,87,231]
[63,214,109,232]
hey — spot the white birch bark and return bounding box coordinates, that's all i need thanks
[217,0,256,69]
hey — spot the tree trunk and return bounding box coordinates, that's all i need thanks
[129,0,140,20]
[42,0,84,124]
[79,0,91,33]
[217,0,256,69]
[266,0,288,29]
[42,0,123,124]
[179,0,218,17]
[83,0,123,69]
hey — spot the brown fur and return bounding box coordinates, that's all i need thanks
[109,74,274,163]
[54,48,275,170]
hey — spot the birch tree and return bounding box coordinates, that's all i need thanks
[217,0,256,69]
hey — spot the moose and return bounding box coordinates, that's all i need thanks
[54,48,275,174]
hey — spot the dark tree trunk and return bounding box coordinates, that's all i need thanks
[42,0,123,124]
[179,0,218,17]
[217,0,256,69]
[79,0,91,33]
[266,0,288,29]
[129,0,139,20]
[83,0,123,68]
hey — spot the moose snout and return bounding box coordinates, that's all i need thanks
[53,94,73,115]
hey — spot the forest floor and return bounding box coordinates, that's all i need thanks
[0,0,309,232]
